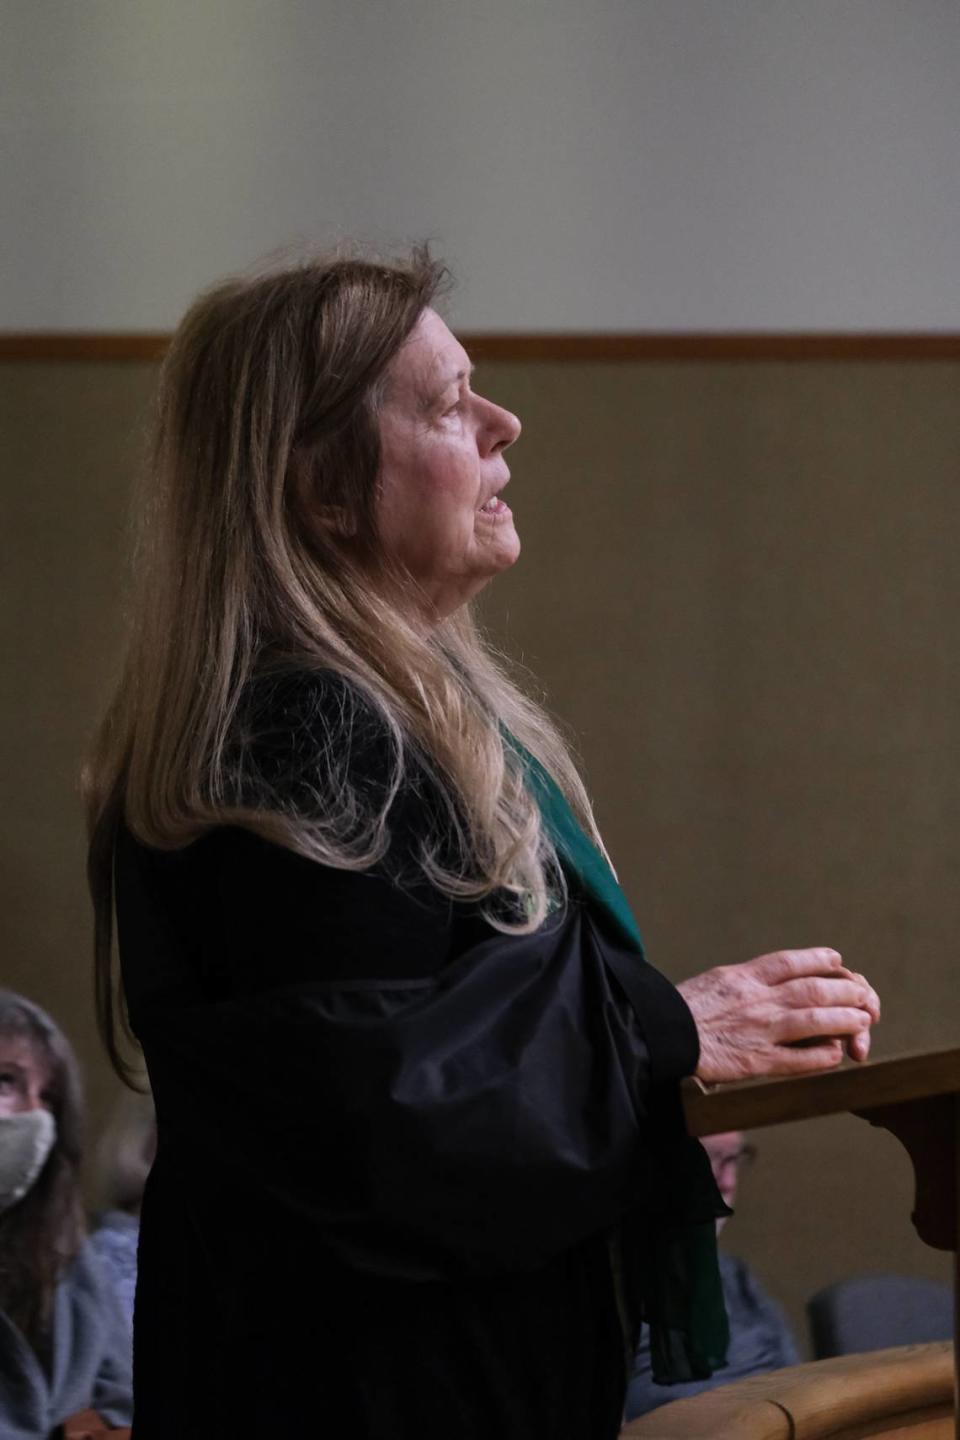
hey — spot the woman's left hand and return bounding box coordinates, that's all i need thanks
[676,947,881,1084]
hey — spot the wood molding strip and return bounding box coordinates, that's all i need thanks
[466,332,960,362]
[0,334,170,362]
[2,332,960,363]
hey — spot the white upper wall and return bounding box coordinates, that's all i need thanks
[3,0,959,331]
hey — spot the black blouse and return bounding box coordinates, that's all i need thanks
[116,674,706,1439]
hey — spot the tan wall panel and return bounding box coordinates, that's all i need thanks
[476,359,959,1347]
[1,363,157,1138]
[2,357,957,1349]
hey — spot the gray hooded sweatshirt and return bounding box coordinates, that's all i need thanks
[0,1239,133,1439]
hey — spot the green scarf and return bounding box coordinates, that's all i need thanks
[516,741,730,1385]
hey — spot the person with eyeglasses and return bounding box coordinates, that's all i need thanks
[624,1130,799,1420]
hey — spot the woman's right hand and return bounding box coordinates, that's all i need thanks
[676,948,880,1085]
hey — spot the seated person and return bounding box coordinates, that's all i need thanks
[90,1089,156,1328]
[624,1130,798,1420]
[0,989,133,1437]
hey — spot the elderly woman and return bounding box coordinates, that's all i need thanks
[84,251,879,1439]
[0,991,133,1438]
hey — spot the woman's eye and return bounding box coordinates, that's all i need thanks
[0,1073,15,1092]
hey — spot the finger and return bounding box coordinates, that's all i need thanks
[836,969,881,1021]
[750,948,843,985]
[765,1039,846,1075]
[846,1028,871,1063]
[777,1006,872,1045]
[776,977,877,1012]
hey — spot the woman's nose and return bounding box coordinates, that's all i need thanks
[488,402,521,453]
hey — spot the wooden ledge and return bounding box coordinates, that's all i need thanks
[621,1342,954,1439]
[683,1047,960,1137]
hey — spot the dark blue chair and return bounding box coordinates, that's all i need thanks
[808,1273,954,1358]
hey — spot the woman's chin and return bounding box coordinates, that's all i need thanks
[479,518,521,571]
[499,529,521,568]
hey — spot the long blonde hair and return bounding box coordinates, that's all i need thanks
[85,248,606,1080]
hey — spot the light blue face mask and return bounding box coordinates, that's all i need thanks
[0,1109,56,1214]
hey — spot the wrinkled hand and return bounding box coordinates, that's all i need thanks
[676,948,880,1084]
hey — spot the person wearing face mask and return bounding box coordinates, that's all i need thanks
[0,991,133,1440]
[624,1130,799,1419]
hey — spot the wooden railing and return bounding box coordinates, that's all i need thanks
[622,1341,953,1438]
[626,1046,960,1438]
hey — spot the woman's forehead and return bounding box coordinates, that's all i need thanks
[0,1030,50,1081]
[391,309,471,401]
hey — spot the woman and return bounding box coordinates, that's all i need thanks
[84,251,879,1439]
[0,991,133,1438]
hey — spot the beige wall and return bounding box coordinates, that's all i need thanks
[3,2,960,330]
[2,356,957,1347]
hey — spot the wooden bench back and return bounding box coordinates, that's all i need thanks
[621,1342,954,1439]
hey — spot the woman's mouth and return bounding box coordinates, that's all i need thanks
[478,496,511,519]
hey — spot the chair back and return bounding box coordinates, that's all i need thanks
[807,1273,953,1358]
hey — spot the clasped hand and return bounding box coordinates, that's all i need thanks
[676,948,881,1085]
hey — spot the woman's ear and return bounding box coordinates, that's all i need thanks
[288,449,358,540]
[309,503,358,539]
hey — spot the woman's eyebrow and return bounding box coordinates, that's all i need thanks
[419,362,475,412]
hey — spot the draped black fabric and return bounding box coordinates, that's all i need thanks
[115,673,723,1438]
[128,908,694,1279]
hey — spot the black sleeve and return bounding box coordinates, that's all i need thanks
[121,670,703,1277]
[137,904,699,1278]
[599,936,699,1084]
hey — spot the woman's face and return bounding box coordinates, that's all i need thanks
[0,1036,52,1118]
[376,308,521,620]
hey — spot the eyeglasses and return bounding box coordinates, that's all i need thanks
[711,1144,757,1176]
